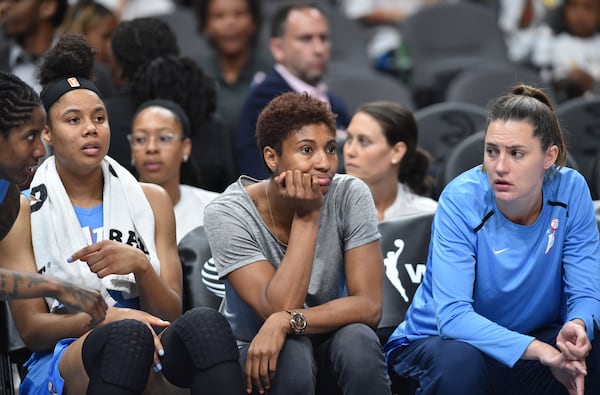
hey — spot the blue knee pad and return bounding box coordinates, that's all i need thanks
[171,307,239,370]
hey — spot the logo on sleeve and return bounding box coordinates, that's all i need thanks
[545,218,559,255]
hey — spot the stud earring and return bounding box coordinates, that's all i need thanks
[183,155,189,163]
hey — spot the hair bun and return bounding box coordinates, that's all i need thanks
[39,33,95,87]
[511,83,554,111]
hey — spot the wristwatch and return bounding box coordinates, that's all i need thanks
[285,310,307,335]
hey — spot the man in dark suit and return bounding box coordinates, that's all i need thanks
[236,3,350,179]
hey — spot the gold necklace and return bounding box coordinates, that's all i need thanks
[265,181,277,236]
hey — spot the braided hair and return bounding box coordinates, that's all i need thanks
[0,71,43,138]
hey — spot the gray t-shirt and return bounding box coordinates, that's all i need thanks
[203,174,380,342]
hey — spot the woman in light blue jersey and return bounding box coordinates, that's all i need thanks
[12,33,243,395]
[386,84,600,395]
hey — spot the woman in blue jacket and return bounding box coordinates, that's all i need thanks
[386,84,600,395]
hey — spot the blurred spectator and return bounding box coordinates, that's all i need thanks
[498,0,558,64]
[344,101,437,222]
[340,0,443,77]
[0,0,69,92]
[131,55,237,192]
[91,0,175,20]
[236,3,350,179]
[129,99,219,242]
[61,0,118,65]
[105,17,180,170]
[532,0,600,102]
[60,0,119,98]
[192,0,272,140]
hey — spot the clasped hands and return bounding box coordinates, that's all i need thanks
[546,320,591,395]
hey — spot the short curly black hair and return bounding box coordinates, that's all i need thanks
[256,92,336,157]
[111,17,180,80]
[0,72,42,138]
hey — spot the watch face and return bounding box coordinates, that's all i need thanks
[290,312,307,334]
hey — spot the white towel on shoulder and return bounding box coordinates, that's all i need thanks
[29,155,160,309]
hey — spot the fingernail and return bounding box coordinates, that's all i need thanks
[246,389,252,394]
[158,348,164,357]
[153,363,162,372]
[66,256,73,263]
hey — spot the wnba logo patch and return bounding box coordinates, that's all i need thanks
[67,77,80,87]
[545,218,559,254]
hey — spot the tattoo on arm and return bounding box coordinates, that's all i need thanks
[0,272,7,299]
[26,273,49,288]
[0,270,48,300]
[9,271,23,299]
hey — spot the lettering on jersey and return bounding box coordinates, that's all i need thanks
[81,225,103,245]
[109,229,123,242]
[383,238,426,302]
[108,229,149,254]
[29,184,48,213]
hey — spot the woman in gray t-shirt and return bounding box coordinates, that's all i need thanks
[204,92,392,395]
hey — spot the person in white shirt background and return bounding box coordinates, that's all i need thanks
[129,99,218,243]
[344,101,437,222]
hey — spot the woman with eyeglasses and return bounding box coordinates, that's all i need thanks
[129,54,237,193]
[14,33,243,395]
[129,99,218,243]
